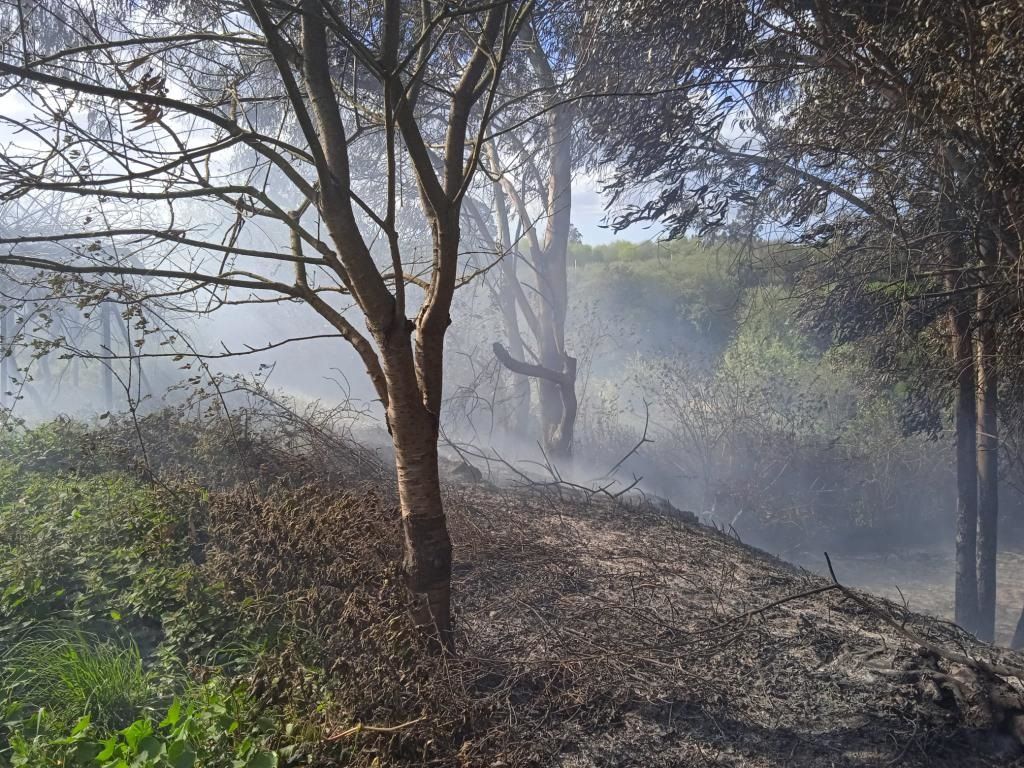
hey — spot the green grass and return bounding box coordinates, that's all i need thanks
[2,631,156,732]
[0,423,301,766]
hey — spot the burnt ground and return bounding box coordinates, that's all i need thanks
[204,473,1024,767]
[444,482,1024,767]
[794,549,1024,648]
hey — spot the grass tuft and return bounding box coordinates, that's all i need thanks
[2,630,157,731]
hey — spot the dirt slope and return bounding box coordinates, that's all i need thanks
[441,482,1024,767]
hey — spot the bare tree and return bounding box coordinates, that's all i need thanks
[0,0,533,649]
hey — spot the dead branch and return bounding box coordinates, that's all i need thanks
[824,552,1024,681]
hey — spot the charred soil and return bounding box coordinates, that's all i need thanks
[204,475,1024,767]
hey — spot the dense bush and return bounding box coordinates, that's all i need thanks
[571,252,955,552]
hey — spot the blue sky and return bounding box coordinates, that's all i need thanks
[571,175,663,245]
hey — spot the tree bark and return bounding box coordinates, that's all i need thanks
[488,28,579,462]
[975,283,999,644]
[0,312,8,410]
[100,300,113,412]
[950,290,979,633]
[493,182,531,438]
[1012,604,1024,649]
[381,327,454,650]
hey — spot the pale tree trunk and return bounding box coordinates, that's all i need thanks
[490,28,578,462]
[975,286,999,643]
[499,291,532,439]
[1013,607,1024,650]
[537,338,567,452]
[493,185,531,438]
[0,311,8,410]
[533,49,576,461]
[100,300,113,412]
[950,291,979,633]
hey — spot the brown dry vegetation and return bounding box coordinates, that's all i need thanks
[796,550,1024,650]
[198,469,1024,767]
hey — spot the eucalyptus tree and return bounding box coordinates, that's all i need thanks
[0,0,534,648]
[459,6,583,460]
[581,0,1024,641]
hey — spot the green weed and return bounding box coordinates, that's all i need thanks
[1,631,157,732]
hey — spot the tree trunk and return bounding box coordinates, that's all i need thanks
[537,339,566,454]
[0,312,8,411]
[100,301,113,412]
[552,354,577,459]
[384,337,454,650]
[1012,608,1024,650]
[501,312,532,439]
[951,292,979,633]
[975,288,999,644]
[393,405,452,649]
[493,188,531,438]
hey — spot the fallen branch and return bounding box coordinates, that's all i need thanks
[325,716,426,742]
[824,552,1024,681]
[702,582,839,634]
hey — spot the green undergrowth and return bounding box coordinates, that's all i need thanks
[0,421,314,767]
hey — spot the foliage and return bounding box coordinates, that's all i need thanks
[1,633,154,733]
[572,258,954,550]
[0,419,324,767]
[570,239,747,364]
[1,678,287,768]
[0,461,199,645]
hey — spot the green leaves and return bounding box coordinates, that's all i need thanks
[159,699,182,729]
[2,691,283,768]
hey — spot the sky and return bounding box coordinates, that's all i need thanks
[571,174,663,245]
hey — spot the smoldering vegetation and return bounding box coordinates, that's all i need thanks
[2,408,1024,767]
[2,0,1024,765]
[13,238,1020,568]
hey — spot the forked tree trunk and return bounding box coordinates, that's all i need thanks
[489,28,578,463]
[382,332,454,650]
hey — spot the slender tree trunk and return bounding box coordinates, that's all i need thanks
[537,338,566,453]
[975,289,999,643]
[493,186,531,438]
[0,312,8,410]
[500,304,532,438]
[553,354,577,458]
[939,155,982,635]
[100,301,113,412]
[950,292,979,633]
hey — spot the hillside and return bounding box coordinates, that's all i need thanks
[438,482,1024,767]
[1,416,1023,767]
